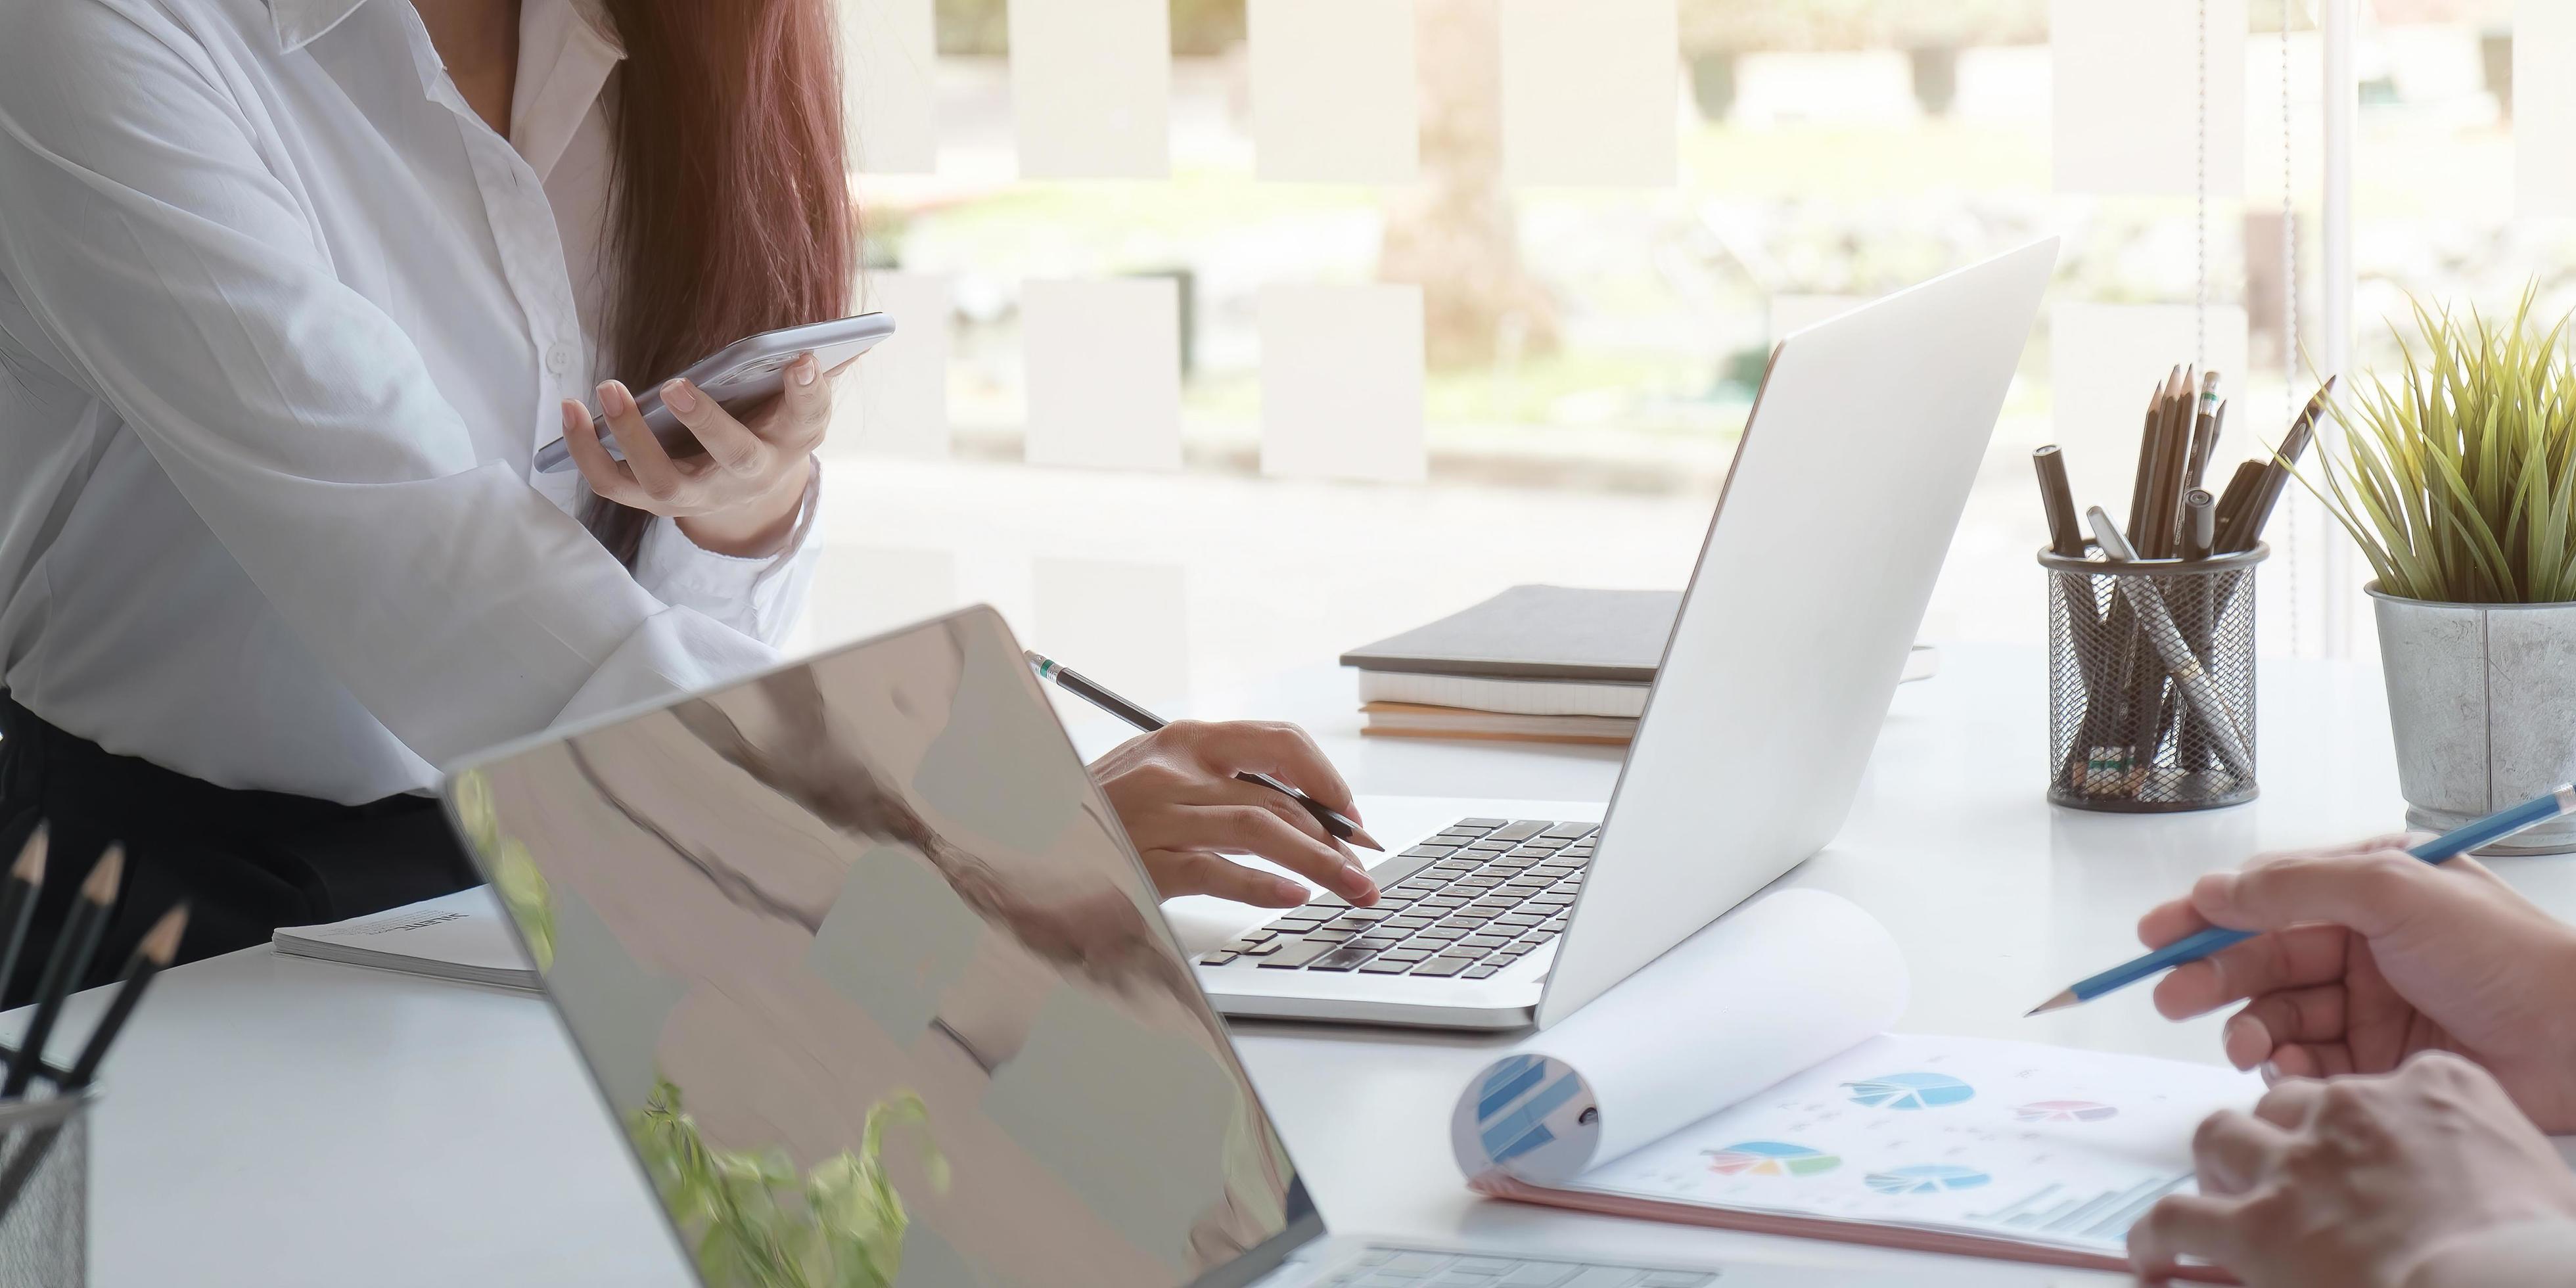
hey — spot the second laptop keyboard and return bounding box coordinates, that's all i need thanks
[1195,818,1593,978]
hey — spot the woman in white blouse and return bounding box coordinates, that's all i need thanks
[0,0,1379,1000]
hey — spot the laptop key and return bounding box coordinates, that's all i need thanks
[1463,963,1503,978]
[1408,957,1473,977]
[1487,821,1549,840]
[1239,940,1285,955]
[1460,934,1511,949]
[1494,1266,1582,1288]
[1197,952,1237,965]
[1308,946,1381,972]
[1375,948,1431,962]
[1399,844,1460,860]
[1357,959,1414,974]
[1258,938,1341,968]
[1458,817,1509,828]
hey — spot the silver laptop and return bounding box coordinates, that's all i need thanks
[1197,239,2058,1032]
[440,610,1941,1288]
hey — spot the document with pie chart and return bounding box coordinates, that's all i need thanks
[1450,892,2261,1277]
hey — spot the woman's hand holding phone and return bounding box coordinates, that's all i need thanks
[559,351,846,558]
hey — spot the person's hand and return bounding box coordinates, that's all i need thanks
[1091,720,1380,909]
[2130,1052,2576,1286]
[561,352,846,557]
[2137,834,2576,1132]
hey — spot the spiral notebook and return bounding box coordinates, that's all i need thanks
[1448,891,2259,1281]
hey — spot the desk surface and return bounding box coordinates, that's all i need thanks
[40,645,2576,1287]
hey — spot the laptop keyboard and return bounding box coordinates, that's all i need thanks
[1195,819,1591,979]
[1320,1248,1714,1287]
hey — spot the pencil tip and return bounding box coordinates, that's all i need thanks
[81,844,124,904]
[141,904,189,963]
[2025,990,2078,1017]
[11,826,44,883]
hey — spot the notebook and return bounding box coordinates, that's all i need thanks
[1358,648,1937,745]
[271,887,536,990]
[1341,586,1679,683]
[1450,890,2257,1282]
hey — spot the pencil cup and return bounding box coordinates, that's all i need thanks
[2041,543,2266,813]
[0,1088,95,1286]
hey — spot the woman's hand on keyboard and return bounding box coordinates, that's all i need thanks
[1092,721,1379,908]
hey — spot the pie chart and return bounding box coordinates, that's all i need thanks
[1864,1164,1992,1195]
[2015,1099,2118,1122]
[1704,1141,1841,1178]
[1843,1071,1975,1110]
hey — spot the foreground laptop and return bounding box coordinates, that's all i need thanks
[1196,239,2058,1031]
[442,609,1948,1288]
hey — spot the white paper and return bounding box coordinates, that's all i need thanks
[1452,890,1907,1185]
[1033,557,1190,708]
[840,0,938,174]
[1010,0,1170,179]
[2051,0,2245,196]
[1258,283,1426,482]
[1499,0,1678,187]
[2518,1,2576,216]
[1249,0,1418,184]
[1576,1034,2259,1256]
[796,545,959,653]
[2048,303,2251,534]
[840,270,952,458]
[1023,278,1183,471]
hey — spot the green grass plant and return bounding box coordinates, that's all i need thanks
[2309,290,2576,605]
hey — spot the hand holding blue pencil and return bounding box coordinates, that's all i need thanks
[2029,785,2576,1016]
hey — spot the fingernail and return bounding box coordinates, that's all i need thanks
[791,354,819,386]
[599,381,629,413]
[561,402,584,432]
[661,380,699,414]
[1271,880,1306,904]
[2259,1060,2283,1086]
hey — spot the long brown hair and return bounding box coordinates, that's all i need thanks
[588,0,856,565]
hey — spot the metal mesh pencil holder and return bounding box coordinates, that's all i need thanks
[0,1088,93,1286]
[2042,543,2266,812]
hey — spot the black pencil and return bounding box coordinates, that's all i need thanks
[62,904,186,1090]
[1023,651,1382,852]
[2224,378,2336,554]
[4,846,120,1099]
[0,829,45,1013]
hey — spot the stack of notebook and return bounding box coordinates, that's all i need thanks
[1343,586,1935,745]
[271,887,538,990]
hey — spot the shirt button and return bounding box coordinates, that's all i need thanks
[545,345,571,375]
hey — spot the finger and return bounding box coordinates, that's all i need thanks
[1184,722,1365,823]
[2252,1074,2328,1128]
[2196,850,2434,938]
[2137,895,2211,948]
[771,353,833,451]
[2219,985,2350,1070]
[1189,776,1338,850]
[559,400,646,504]
[658,380,770,477]
[2189,1109,2289,1196]
[1195,805,1375,904]
[2151,923,2348,1019]
[1163,852,1307,908]
[2261,1042,2351,1082]
[2128,1192,2244,1281]
[597,380,685,505]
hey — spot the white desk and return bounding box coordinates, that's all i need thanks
[40,645,2576,1286]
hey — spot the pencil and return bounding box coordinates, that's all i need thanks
[2033,446,2086,559]
[1023,651,1383,852]
[0,829,45,1011]
[2125,373,2173,549]
[3,846,120,1099]
[2029,785,2576,1015]
[2185,373,2222,492]
[62,904,186,1089]
[2222,377,2337,554]
[2144,366,2197,557]
[2211,459,2265,551]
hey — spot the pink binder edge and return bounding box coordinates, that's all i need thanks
[1470,1174,2237,1284]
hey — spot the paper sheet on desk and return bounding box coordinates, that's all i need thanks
[1448,889,2263,1280]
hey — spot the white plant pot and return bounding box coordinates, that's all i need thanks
[2370,584,2576,855]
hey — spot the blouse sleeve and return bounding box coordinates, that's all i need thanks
[0,0,776,767]
[630,460,825,647]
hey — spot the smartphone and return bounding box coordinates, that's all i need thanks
[534,312,898,473]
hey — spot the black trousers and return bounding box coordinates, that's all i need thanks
[0,695,476,1009]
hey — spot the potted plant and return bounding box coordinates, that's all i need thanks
[2311,293,2576,854]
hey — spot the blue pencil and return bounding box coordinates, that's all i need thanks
[2027,785,2576,1016]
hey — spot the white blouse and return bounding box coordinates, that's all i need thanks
[0,0,821,803]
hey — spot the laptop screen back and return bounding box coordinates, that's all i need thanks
[446,607,1320,1288]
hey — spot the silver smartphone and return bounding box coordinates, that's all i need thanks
[533,311,898,473]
